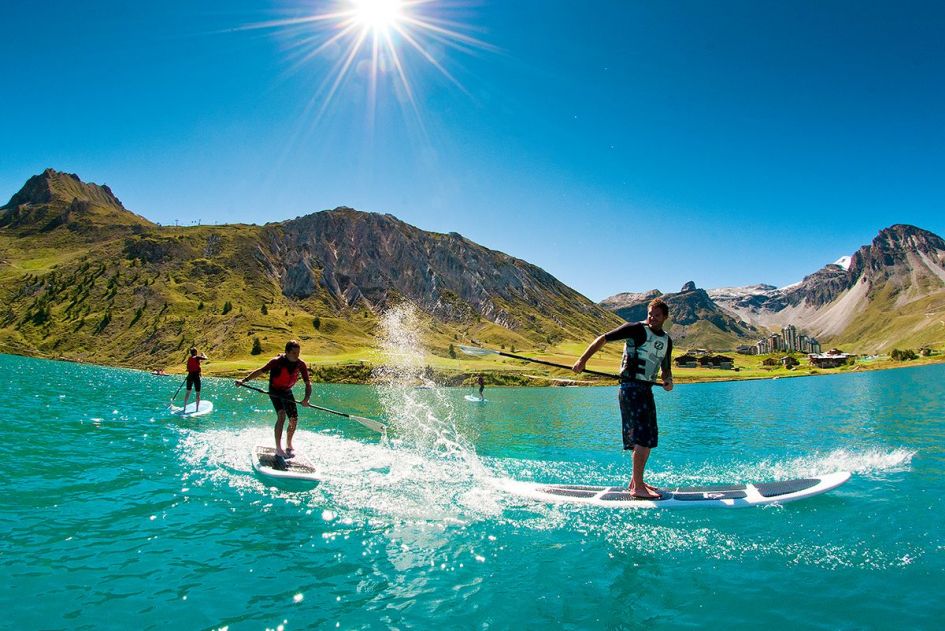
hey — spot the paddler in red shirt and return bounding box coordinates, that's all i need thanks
[182,346,208,412]
[235,340,312,459]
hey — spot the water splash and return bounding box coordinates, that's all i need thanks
[373,303,485,472]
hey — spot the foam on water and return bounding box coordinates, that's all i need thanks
[175,425,920,571]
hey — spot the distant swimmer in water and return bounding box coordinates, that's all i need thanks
[182,347,208,411]
[235,339,311,461]
[573,298,674,499]
[477,373,485,400]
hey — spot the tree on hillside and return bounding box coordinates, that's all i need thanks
[449,344,456,359]
[221,301,232,315]
[261,304,268,315]
[312,316,321,330]
[251,337,263,355]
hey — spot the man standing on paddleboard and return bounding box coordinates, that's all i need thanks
[573,298,674,499]
[235,340,312,460]
[182,346,208,412]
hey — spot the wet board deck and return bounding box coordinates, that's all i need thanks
[465,395,487,402]
[502,471,851,508]
[170,400,214,417]
[252,445,320,482]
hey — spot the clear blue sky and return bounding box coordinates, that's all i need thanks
[2,1,943,301]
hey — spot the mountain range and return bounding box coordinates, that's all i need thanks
[600,225,945,352]
[2,169,943,375]
[0,169,622,372]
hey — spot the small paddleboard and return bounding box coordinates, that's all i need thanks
[502,471,851,509]
[465,394,487,402]
[252,445,320,482]
[170,400,214,417]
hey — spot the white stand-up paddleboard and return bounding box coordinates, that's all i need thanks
[170,400,214,417]
[502,471,851,509]
[465,395,487,402]
[252,445,320,482]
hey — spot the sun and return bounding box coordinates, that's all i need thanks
[351,0,403,34]
[235,1,495,129]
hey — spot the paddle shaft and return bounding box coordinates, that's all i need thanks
[170,378,186,403]
[486,349,619,379]
[236,382,386,432]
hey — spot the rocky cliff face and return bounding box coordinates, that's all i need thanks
[847,224,945,294]
[259,208,621,335]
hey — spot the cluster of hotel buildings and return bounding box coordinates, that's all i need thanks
[737,324,822,355]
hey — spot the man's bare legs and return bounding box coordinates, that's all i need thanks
[273,411,287,456]
[628,445,660,498]
[285,416,298,456]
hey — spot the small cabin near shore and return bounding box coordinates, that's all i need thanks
[674,354,734,369]
[698,355,735,369]
[809,352,854,368]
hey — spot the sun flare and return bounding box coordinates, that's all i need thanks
[237,1,494,128]
[351,0,403,33]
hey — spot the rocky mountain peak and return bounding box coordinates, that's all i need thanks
[680,281,697,293]
[598,289,662,311]
[847,224,945,280]
[1,168,153,234]
[4,168,124,209]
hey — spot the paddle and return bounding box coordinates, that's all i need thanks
[170,378,186,405]
[236,382,387,434]
[459,345,620,379]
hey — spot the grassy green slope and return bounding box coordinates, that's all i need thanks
[0,221,624,382]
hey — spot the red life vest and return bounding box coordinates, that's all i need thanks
[186,356,201,374]
[268,355,306,390]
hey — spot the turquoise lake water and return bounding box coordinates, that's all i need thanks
[1,352,943,629]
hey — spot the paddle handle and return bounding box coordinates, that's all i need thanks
[493,351,619,379]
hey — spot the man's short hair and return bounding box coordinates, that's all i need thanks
[285,339,301,353]
[649,298,669,317]
[189,346,197,356]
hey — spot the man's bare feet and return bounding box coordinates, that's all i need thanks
[628,483,661,499]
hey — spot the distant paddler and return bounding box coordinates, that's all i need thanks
[573,298,674,499]
[181,346,208,411]
[477,373,485,400]
[234,340,312,460]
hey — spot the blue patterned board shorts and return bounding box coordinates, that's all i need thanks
[618,381,658,449]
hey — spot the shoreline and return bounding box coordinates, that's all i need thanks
[6,349,945,387]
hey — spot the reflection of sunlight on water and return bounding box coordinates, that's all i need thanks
[176,421,921,570]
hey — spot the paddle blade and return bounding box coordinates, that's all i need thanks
[459,345,494,356]
[352,415,387,434]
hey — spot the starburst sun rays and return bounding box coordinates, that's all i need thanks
[238,1,494,128]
